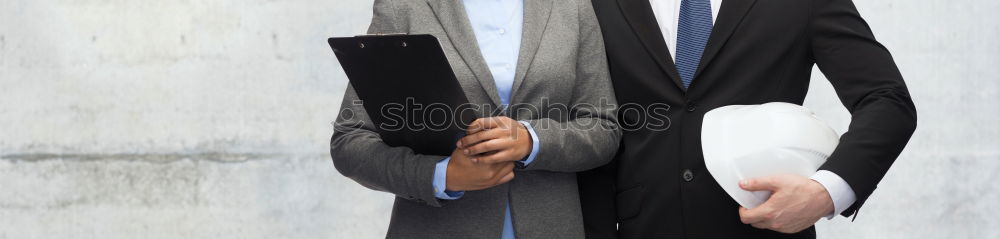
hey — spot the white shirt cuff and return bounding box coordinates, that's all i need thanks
[810,170,857,219]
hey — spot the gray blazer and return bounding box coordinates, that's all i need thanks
[330,0,620,237]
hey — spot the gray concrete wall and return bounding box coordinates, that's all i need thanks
[0,0,997,238]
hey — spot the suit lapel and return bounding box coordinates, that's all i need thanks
[691,0,757,85]
[616,0,684,90]
[426,0,502,106]
[509,0,554,103]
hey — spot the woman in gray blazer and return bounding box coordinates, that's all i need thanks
[330,0,620,237]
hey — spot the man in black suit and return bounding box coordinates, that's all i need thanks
[579,0,917,238]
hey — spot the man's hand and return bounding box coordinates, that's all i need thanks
[445,147,515,191]
[737,174,834,234]
[457,117,532,164]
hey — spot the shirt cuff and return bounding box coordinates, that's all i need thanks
[810,170,857,219]
[518,121,541,166]
[432,157,464,200]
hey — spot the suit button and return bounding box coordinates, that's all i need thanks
[682,169,694,182]
[686,101,697,112]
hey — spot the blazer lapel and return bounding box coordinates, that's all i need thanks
[426,0,502,106]
[691,0,757,84]
[616,0,684,90]
[509,0,554,103]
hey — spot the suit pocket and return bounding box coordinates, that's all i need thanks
[615,184,644,222]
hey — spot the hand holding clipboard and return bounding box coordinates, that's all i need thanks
[329,34,479,156]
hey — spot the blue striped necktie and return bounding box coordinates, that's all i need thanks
[676,0,713,89]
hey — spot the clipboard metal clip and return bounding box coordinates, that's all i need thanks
[354,33,408,37]
[353,33,411,48]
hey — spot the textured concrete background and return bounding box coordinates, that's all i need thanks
[0,0,997,238]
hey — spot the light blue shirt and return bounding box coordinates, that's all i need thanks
[431,0,536,238]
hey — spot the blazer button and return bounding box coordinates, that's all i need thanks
[682,169,694,182]
[686,101,697,112]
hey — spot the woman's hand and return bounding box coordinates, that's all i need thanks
[445,147,515,191]
[457,117,533,164]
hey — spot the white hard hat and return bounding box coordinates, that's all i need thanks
[701,102,840,209]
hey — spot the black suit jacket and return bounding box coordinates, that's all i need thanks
[579,0,917,238]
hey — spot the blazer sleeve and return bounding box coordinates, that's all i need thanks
[329,0,446,207]
[809,0,917,218]
[521,0,622,173]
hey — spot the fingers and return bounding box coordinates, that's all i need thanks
[498,162,515,174]
[467,117,513,135]
[740,176,780,192]
[491,162,515,184]
[740,203,799,233]
[497,169,515,184]
[751,222,770,230]
[458,128,505,149]
[466,117,498,135]
[465,138,514,156]
[739,206,769,225]
[750,216,797,234]
[477,150,521,164]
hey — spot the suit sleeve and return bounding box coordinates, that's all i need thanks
[329,0,446,207]
[809,0,917,218]
[521,0,622,173]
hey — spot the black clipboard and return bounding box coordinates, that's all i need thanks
[329,34,478,156]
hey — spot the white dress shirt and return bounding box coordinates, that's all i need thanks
[648,0,856,219]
